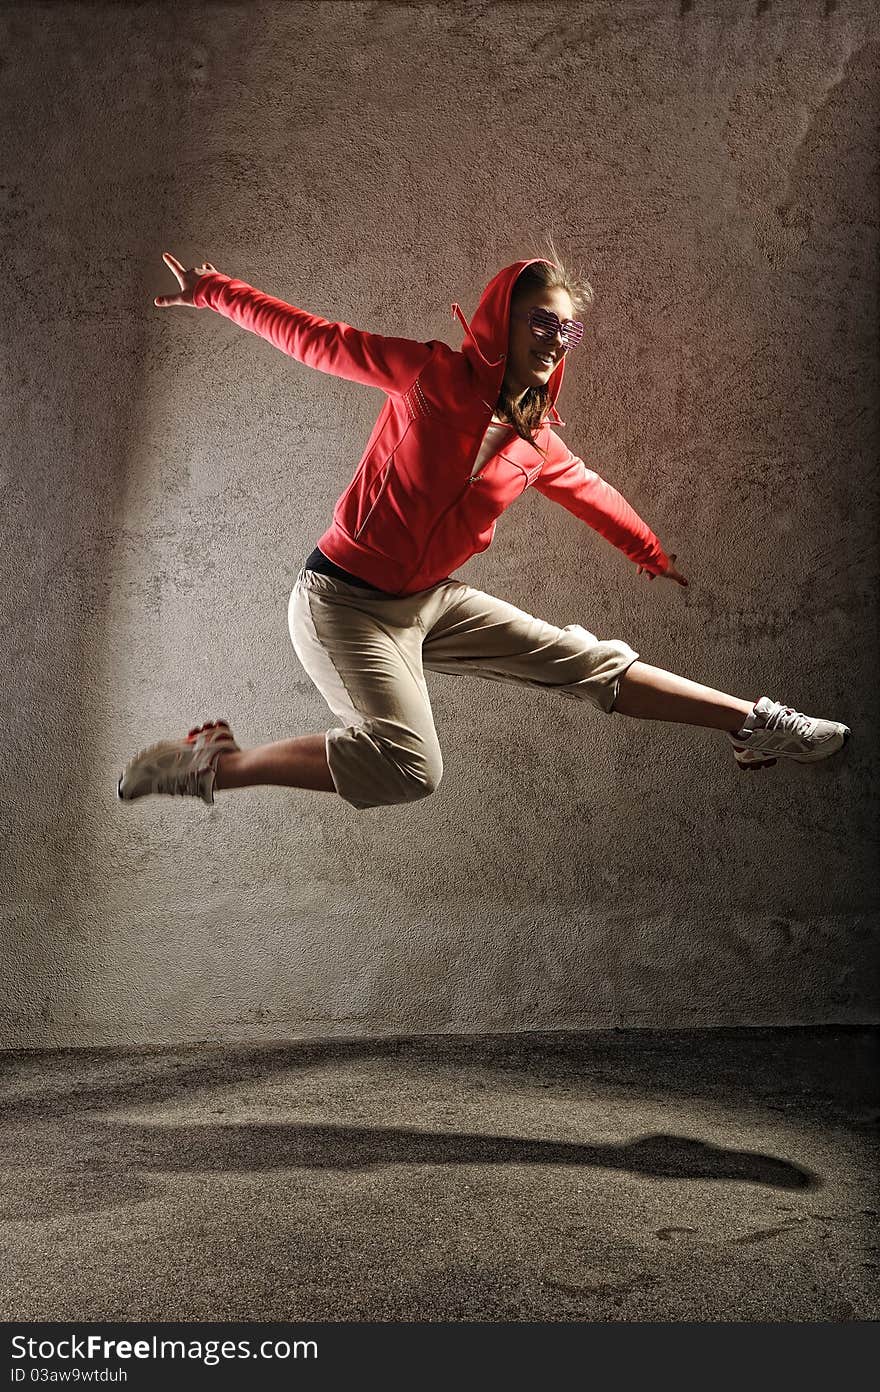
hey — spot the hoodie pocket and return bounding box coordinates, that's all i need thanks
[354,457,394,541]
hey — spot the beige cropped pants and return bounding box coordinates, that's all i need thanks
[288,567,640,810]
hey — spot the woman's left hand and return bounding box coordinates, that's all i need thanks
[639,553,688,587]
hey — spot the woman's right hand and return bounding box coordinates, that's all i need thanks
[639,552,688,587]
[154,251,220,308]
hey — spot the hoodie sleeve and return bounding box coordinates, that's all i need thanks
[191,272,434,395]
[532,436,670,577]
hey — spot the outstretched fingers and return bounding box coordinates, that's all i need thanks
[155,252,218,307]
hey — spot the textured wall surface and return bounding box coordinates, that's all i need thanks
[1,1,877,1045]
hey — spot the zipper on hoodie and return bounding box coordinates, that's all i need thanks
[408,400,547,583]
[406,403,498,580]
[469,400,547,484]
[468,401,510,483]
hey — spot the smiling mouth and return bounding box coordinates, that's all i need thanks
[532,351,556,368]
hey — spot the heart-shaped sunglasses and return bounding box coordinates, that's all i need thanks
[511,306,585,351]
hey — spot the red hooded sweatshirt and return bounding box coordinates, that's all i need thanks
[191,260,670,596]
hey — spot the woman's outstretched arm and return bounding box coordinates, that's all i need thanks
[154,252,434,395]
[532,435,682,581]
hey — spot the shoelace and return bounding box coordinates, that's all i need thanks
[156,765,206,796]
[762,704,815,739]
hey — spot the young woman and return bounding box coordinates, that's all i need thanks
[118,247,850,809]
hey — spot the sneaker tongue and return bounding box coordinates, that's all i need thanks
[742,696,776,732]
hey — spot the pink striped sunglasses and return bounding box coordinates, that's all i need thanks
[511,306,585,351]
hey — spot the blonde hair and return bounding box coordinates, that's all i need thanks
[495,235,595,456]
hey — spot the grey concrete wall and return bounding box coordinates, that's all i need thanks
[1,0,876,1046]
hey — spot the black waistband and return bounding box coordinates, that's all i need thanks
[303,546,386,591]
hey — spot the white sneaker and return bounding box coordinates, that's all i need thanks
[117,719,240,805]
[728,696,851,771]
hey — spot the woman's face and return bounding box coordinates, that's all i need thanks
[503,285,576,402]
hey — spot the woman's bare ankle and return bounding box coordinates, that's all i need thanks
[212,749,240,791]
[212,735,336,793]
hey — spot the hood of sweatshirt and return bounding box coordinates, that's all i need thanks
[451,258,566,426]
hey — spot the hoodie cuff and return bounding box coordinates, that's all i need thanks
[192,271,230,308]
[642,547,670,577]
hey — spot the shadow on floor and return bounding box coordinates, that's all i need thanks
[70,1119,822,1188]
[1,1028,876,1321]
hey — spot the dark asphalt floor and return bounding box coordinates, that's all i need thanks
[1,1028,877,1322]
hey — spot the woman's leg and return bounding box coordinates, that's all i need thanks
[419,582,755,734]
[217,568,444,800]
[613,661,754,732]
[415,582,848,770]
[211,663,754,792]
[286,571,445,809]
[213,733,336,793]
[197,574,441,804]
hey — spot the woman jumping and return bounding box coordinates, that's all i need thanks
[117,246,850,809]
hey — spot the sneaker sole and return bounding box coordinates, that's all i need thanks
[733,727,850,770]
